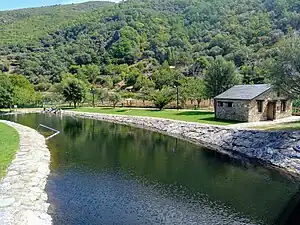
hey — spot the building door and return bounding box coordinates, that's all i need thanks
[267,102,275,120]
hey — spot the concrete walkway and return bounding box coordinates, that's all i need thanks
[0,121,52,225]
[229,116,300,129]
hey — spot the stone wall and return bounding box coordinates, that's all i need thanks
[249,89,292,122]
[0,121,52,225]
[65,111,300,177]
[215,99,249,121]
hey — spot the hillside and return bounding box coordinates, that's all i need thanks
[0,1,113,44]
[0,0,300,85]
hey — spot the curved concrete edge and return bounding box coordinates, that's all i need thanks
[0,120,52,225]
[65,111,300,178]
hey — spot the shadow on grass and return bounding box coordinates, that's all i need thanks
[61,106,75,110]
[176,111,214,116]
[98,107,115,110]
[116,109,129,113]
[198,117,239,124]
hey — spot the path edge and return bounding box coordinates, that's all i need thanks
[0,120,52,225]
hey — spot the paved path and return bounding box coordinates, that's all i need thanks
[0,120,52,225]
[229,116,300,129]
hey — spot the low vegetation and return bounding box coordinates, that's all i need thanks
[70,107,238,125]
[0,123,19,178]
[0,0,300,113]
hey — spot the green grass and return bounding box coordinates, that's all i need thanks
[69,107,239,125]
[0,123,19,178]
[258,121,300,131]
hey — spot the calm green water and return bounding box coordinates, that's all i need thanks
[2,113,299,225]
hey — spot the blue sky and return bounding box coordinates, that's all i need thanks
[0,0,118,11]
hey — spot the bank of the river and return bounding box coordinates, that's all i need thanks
[71,107,237,125]
[65,111,300,177]
[0,120,52,225]
[0,123,19,178]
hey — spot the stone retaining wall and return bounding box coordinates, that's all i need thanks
[0,121,52,225]
[65,111,300,176]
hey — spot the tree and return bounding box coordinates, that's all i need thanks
[204,56,240,98]
[9,74,36,106]
[267,36,300,97]
[0,87,12,109]
[181,77,205,108]
[152,61,177,90]
[76,64,100,84]
[151,87,174,110]
[134,75,155,91]
[62,78,86,108]
[97,88,108,105]
[187,56,210,77]
[0,73,13,109]
[109,93,121,108]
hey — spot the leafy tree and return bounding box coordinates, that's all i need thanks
[134,75,155,91]
[0,60,10,72]
[152,62,177,90]
[97,88,108,105]
[109,93,121,108]
[34,82,52,92]
[204,56,240,98]
[100,77,114,89]
[62,78,86,108]
[123,68,142,87]
[0,73,13,108]
[181,77,205,107]
[9,74,36,106]
[0,87,12,109]
[151,87,174,110]
[267,36,300,97]
[76,64,100,84]
[187,56,210,77]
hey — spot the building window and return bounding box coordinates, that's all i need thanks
[218,101,223,107]
[227,102,233,107]
[257,100,263,113]
[281,100,286,112]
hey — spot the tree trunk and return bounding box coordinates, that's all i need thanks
[197,99,201,108]
[214,99,217,118]
[74,101,77,108]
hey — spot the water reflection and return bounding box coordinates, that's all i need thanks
[2,113,299,225]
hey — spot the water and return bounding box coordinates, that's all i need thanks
[2,113,299,225]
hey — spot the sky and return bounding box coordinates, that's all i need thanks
[0,0,119,11]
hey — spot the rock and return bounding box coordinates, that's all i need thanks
[0,197,15,207]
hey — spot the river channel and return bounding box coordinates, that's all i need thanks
[2,113,299,225]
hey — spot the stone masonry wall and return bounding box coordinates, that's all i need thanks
[0,121,52,225]
[65,111,300,177]
[248,89,292,122]
[215,99,249,122]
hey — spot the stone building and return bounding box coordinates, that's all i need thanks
[214,84,292,122]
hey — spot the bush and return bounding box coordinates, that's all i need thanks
[151,88,174,110]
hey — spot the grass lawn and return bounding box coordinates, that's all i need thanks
[0,123,19,178]
[70,107,239,125]
[258,121,300,131]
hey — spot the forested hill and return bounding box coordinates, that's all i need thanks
[0,1,113,44]
[0,0,300,85]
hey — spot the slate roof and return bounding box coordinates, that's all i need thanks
[214,84,272,100]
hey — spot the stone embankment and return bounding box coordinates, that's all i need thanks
[0,121,52,225]
[66,111,300,176]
